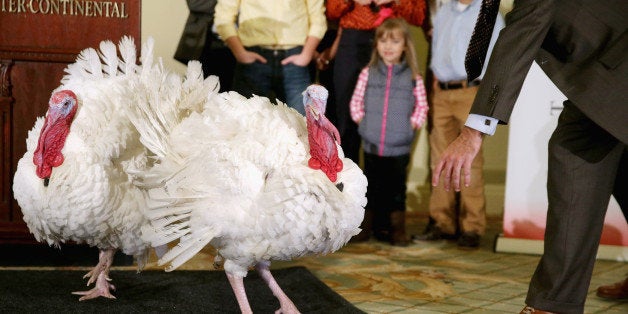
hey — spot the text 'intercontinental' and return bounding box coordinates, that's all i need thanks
[1,0,129,18]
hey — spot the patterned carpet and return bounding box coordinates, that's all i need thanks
[150,212,628,313]
[2,212,627,313]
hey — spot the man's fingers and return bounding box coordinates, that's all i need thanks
[442,159,454,191]
[255,53,267,64]
[452,158,464,192]
[432,160,444,187]
[463,159,473,188]
[280,56,293,65]
[430,127,483,192]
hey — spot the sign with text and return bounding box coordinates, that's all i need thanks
[0,0,140,61]
[0,0,140,242]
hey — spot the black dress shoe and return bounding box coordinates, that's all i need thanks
[412,225,457,241]
[457,232,480,248]
[374,230,391,242]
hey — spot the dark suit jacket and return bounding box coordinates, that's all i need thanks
[470,0,628,144]
[174,0,220,64]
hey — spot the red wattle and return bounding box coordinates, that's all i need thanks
[309,158,322,170]
[33,115,70,179]
[306,110,342,183]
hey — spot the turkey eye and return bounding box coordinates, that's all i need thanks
[60,99,74,114]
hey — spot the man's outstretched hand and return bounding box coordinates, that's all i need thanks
[432,126,484,192]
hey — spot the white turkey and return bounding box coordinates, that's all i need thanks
[128,53,368,312]
[11,37,174,300]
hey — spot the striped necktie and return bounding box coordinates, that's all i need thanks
[465,0,501,81]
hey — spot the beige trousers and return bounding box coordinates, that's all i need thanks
[429,84,486,235]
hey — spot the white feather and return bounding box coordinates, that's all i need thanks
[118,36,137,75]
[99,40,119,77]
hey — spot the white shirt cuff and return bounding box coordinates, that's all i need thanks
[465,114,498,135]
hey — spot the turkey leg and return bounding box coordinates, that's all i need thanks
[72,248,117,300]
[226,272,253,314]
[256,261,300,314]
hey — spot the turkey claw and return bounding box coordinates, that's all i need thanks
[74,271,116,301]
[82,269,111,285]
[72,284,117,301]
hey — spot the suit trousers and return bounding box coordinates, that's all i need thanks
[428,85,486,235]
[526,101,627,314]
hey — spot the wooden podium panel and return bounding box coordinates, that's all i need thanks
[0,0,141,243]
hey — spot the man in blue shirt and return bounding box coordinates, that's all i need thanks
[414,0,504,248]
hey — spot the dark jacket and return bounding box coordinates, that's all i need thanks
[471,0,628,144]
[174,0,221,64]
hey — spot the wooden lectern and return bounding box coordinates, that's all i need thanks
[0,0,141,243]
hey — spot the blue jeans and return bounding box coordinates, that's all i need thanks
[232,46,310,115]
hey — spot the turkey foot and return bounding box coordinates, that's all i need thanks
[72,248,116,301]
[256,261,300,314]
[72,271,117,300]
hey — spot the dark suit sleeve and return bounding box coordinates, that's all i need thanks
[174,0,218,64]
[470,0,556,124]
[187,0,216,14]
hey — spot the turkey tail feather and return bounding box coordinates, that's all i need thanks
[128,56,219,164]
[162,230,215,271]
[98,40,119,77]
[82,48,103,79]
[129,91,182,163]
[118,36,137,75]
[142,218,189,247]
[62,48,102,82]
[140,37,155,75]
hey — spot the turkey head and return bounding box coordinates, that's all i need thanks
[33,90,78,185]
[304,85,343,182]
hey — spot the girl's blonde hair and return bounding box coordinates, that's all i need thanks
[368,18,420,78]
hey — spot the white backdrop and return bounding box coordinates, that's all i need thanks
[496,63,628,261]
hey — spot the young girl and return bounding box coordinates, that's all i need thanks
[349,18,428,246]
[325,0,427,164]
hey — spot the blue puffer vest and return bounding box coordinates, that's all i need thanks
[358,60,416,157]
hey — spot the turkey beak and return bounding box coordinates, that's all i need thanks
[308,105,320,120]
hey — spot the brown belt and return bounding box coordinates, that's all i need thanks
[438,79,481,90]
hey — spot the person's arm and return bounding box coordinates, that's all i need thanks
[432,0,557,191]
[223,36,267,64]
[432,126,484,191]
[465,114,498,135]
[349,68,369,124]
[431,113,497,190]
[214,0,266,64]
[282,0,326,66]
[410,75,428,129]
[470,0,555,121]
[281,36,321,66]
[213,0,238,42]
[316,27,342,71]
